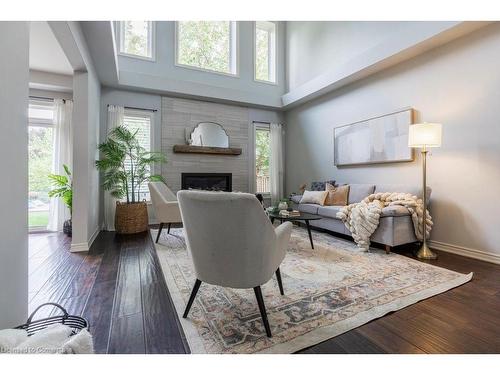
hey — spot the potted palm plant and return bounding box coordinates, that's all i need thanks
[48,164,73,236]
[96,125,166,234]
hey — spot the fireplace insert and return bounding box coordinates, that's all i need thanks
[181,173,232,192]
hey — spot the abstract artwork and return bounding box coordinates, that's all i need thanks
[334,108,415,166]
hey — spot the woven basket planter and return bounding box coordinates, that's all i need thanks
[115,201,149,234]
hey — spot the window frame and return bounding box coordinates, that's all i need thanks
[253,122,271,196]
[174,21,239,77]
[253,21,277,85]
[116,21,156,62]
[28,99,56,232]
[122,108,155,202]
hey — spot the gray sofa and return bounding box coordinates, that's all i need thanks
[290,183,431,252]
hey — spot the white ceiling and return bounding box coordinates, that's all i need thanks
[30,21,73,75]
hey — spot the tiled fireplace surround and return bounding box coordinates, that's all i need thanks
[161,96,251,193]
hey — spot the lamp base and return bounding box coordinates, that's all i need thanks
[416,242,438,260]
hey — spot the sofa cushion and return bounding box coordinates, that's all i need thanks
[324,183,349,206]
[348,184,375,204]
[300,190,328,205]
[310,180,336,191]
[374,184,432,200]
[317,206,343,219]
[298,203,320,215]
[290,194,302,204]
[380,205,411,217]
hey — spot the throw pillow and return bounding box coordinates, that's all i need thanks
[324,183,349,206]
[300,190,328,206]
[310,180,336,191]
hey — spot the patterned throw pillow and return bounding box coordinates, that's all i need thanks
[324,183,349,206]
[310,180,336,191]
[299,190,329,206]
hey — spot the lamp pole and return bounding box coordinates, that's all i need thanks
[417,145,437,259]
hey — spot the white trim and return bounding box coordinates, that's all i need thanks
[174,21,239,78]
[429,240,500,265]
[118,51,156,62]
[70,226,100,253]
[253,21,277,85]
[116,21,156,62]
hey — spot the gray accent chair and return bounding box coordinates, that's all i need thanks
[177,190,293,337]
[290,183,431,253]
[148,182,183,243]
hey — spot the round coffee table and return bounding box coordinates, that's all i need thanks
[268,211,322,249]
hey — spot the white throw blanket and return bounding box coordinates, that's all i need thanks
[0,324,93,354]
[336,192,433,250]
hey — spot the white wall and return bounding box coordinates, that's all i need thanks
[0,22,29,328]
[117,21,286,108]
[58,22,102,251]
[285,22,500,262]
[286,21,421,91]
[29,70,73,92]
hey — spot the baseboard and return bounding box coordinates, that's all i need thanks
[70,226,100,253]
[429,240,500,265]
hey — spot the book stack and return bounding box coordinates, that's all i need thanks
[279,210,301,217]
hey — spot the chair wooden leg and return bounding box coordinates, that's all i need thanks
[167,222,171,234]
[183,279,202,318]
[253,286,272,337]
[275,267,284,295]
[385,245,392,254]
[156,223,164,243]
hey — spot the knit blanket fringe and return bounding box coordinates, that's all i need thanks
[336,192,433,250]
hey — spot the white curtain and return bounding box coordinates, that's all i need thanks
[104,105,125,231]
[48,99,73,232]
[269,123,284,206]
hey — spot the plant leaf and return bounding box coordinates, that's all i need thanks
[63,164,71,176]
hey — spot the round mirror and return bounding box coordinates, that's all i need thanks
[190,122,229,148]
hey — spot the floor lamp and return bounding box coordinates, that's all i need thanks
[408,122,442,260]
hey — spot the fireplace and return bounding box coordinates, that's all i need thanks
[181,173,232,192]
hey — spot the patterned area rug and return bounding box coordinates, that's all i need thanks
[152,226,472,354]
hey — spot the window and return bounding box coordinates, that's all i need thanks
[176,21,238,75]
[123,109,153,201]
[255,21,276,83]
[118,21,154,59]
[28,100,55,230]
[255,123,271,194]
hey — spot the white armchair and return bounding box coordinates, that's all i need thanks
[148,182,182,243]
[177,190,293,337]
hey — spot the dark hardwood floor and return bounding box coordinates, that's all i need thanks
[28,229,500,354]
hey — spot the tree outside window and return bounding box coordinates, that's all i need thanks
[119,21,153,58]
[255,127,271,193]
[255,22,276,83]
[177,21,237,74]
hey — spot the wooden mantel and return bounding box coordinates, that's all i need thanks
[173,144,242,156]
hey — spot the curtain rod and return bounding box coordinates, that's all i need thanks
[107,104,158,112]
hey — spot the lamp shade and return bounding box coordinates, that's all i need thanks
[408,123,442,148]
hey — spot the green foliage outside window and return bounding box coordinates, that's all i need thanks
[177,21,232,73]
[29,126,53,198]
[256,129,270,176]
[122,21,149,57]
[255,28,269,81]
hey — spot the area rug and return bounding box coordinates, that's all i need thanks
[152,226,472,354]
